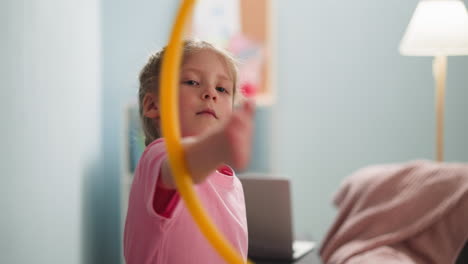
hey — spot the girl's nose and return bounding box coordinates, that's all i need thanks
[201,88,217,101]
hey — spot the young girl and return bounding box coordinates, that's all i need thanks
[124,40,255,264]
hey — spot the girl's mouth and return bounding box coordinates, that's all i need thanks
[196,109,218,119]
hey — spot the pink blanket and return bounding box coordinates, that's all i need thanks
[320,160,468,264]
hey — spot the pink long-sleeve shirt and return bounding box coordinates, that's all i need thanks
[124,138,248,264]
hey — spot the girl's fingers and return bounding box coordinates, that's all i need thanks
[242,99,255,116]
[232,100,255,125]
[224,100,255,169]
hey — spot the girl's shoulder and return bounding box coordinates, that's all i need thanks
[146,138,165,150]
[142,138,165,155]
[137,138,167,169]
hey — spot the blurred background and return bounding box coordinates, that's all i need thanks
[2,0,468,263]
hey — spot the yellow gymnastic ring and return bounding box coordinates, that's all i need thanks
[159,0,253,263]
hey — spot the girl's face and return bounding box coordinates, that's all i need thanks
[178,50,235,137]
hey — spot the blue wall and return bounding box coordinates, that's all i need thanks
[1,0,101,263]
[274,0,468,241]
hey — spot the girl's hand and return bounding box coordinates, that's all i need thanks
[220,100,255,170]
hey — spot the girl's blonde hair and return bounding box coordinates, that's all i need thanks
[138,39,240,146]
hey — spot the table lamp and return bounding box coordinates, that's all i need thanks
[399,0,468,162]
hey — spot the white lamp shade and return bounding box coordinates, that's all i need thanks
[400,0,468,56]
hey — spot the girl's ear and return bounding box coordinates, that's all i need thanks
[143,93,159,119]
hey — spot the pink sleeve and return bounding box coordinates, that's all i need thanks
[138,139,180,219]
[152,164,233,217]
[141,139,233,219]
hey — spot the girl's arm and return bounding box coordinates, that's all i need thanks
[159,100,255,189]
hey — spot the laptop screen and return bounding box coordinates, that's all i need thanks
[240,176,295,259]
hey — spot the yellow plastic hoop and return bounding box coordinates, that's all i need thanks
[159,0,253,263]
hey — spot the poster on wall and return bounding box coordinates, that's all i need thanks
[190,0,273,104]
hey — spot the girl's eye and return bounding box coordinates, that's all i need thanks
[184,80,199,86]
[216,87,228,93]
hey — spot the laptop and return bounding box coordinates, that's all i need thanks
[239,175,316,261]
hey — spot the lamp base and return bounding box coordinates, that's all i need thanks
[432,55,447,162]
